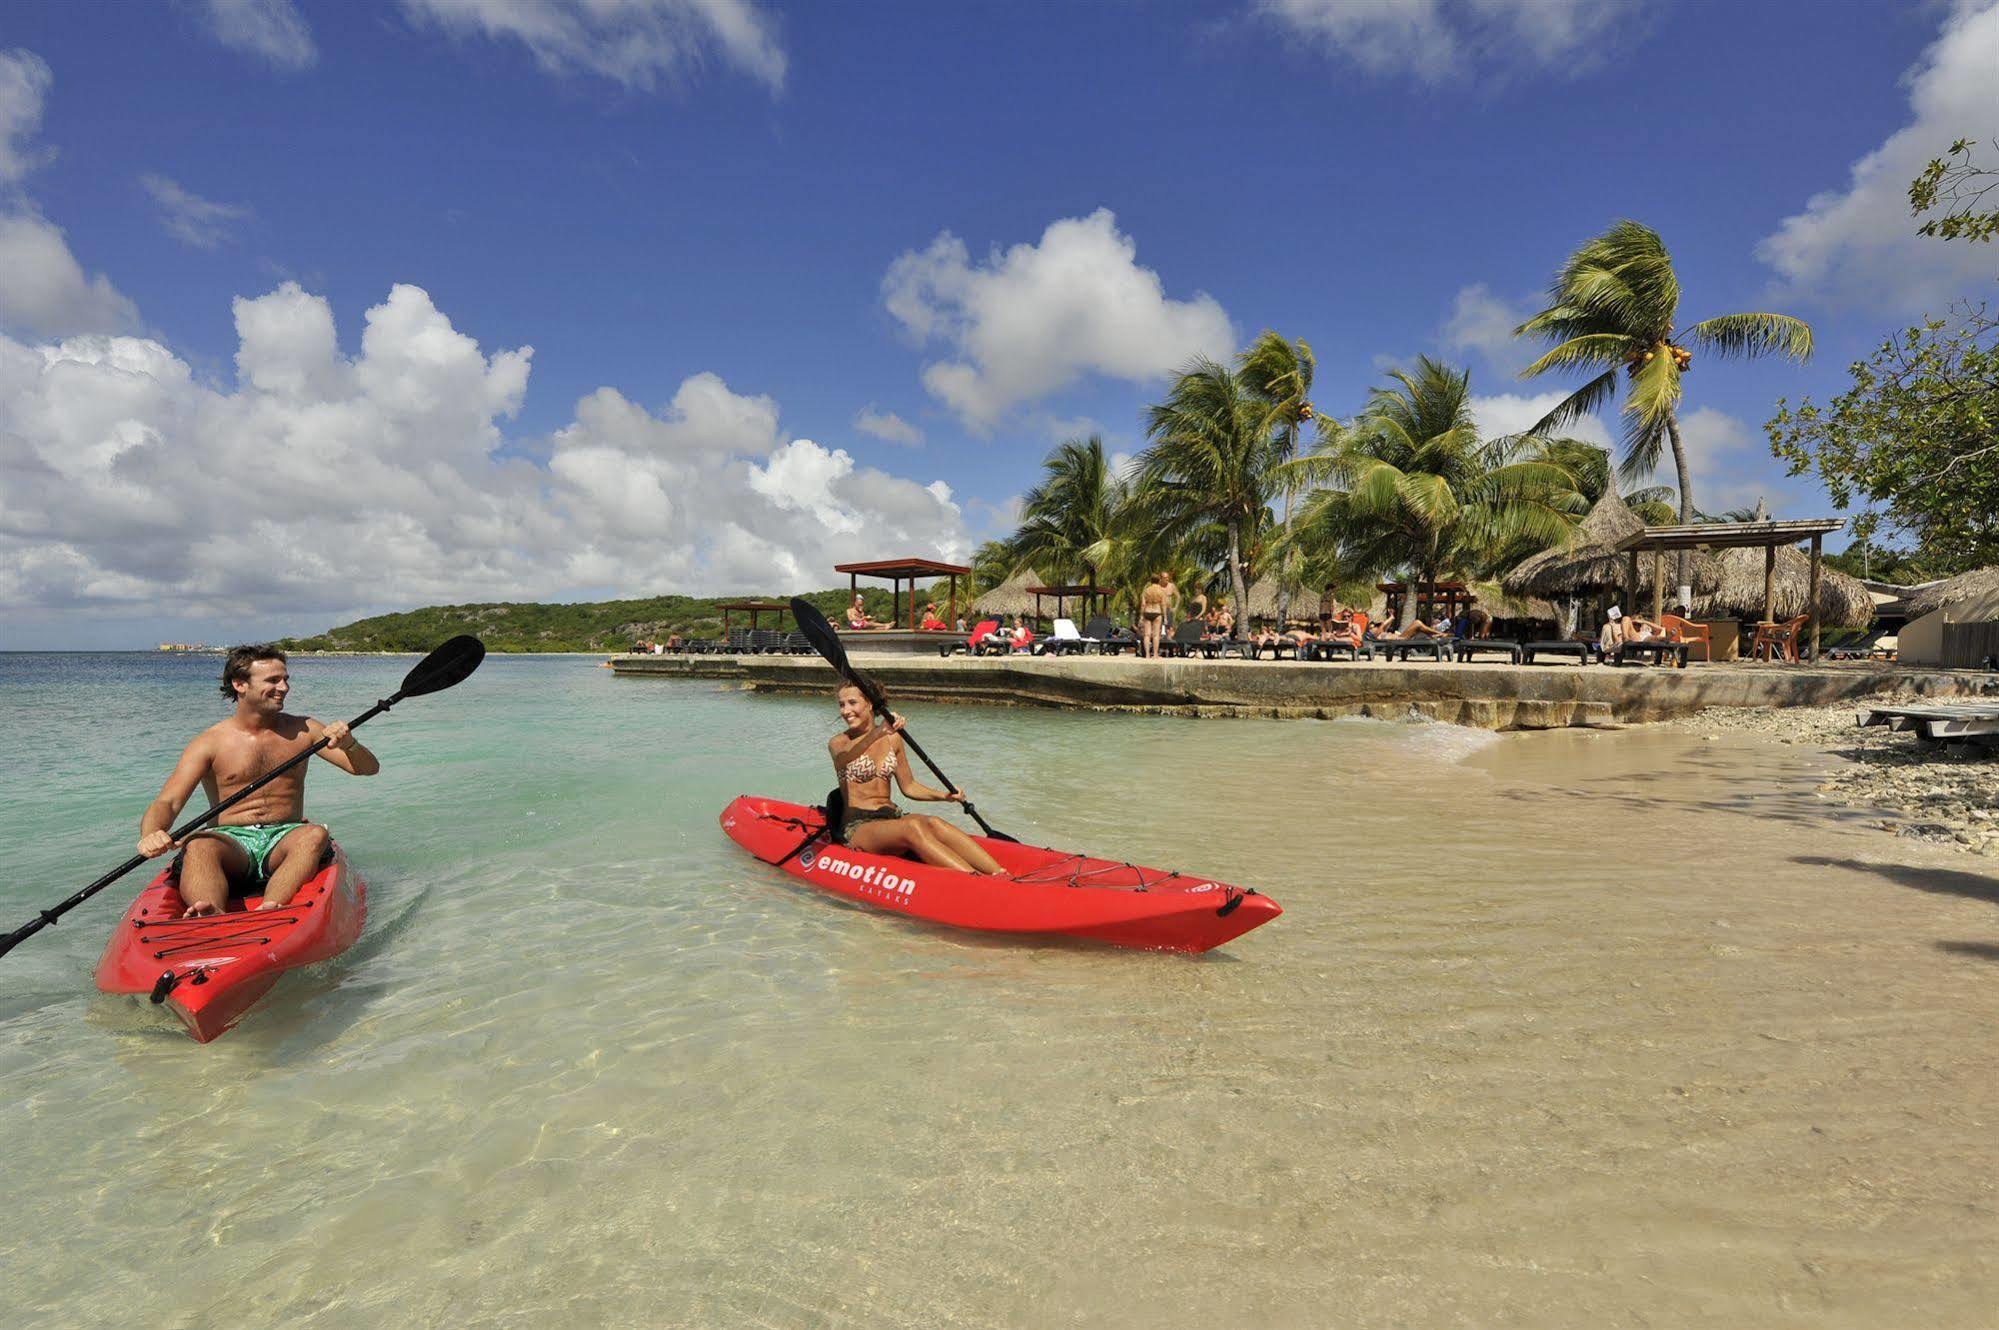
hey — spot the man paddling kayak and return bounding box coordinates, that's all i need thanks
[831,682,1004,875]
[136,645,378,916]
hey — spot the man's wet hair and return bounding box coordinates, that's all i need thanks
[221,644,288,700]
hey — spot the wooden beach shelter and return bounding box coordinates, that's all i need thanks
[971,566,1043,621]
[1504,484,1721,631]
[1614,513,1846,659]
[834,557,971,630]
[715,600,788,634]
[1375,580,1477,627]
[1027,583,1113,625]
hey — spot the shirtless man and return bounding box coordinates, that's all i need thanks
[136,645,379,916]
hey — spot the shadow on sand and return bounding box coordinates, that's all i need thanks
[1792,854,1999,907]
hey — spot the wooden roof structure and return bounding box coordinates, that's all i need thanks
[1613,509,1849,657]
[835,557,971,630]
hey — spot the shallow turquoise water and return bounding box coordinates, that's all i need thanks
[3,654,1996,1328]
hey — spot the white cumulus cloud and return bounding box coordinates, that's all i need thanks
[1756,0,1999,312]
[884,209,1235,433]
[1439,282,1536,375]
[140,174,253,249]
[853,404,924,446]
[0,213,141,338]
[1468,391,1614,449]
[400,0,787,93]
[1262,0,1638,84]
[200,0,318,71]
[0,48,53,184]
[0,283,968,637]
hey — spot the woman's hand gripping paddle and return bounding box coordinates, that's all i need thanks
[0,636,488,960]
[789,598,1016,842]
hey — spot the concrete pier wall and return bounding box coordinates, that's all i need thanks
[608,653,1999,730]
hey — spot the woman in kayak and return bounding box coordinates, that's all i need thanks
[831,683,1005,875]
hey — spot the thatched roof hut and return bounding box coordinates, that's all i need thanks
[1904,566,1999,619]
[970,566,1042,619]
[1503,485,1721,599]
[1467,581,1557,623]
[1692,545,1874,627]
[1242,575,1323,623]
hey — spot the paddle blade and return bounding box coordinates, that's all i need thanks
[400,635,486,697]
[789,598,852,676]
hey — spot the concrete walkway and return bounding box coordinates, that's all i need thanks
[609,652,1999,730]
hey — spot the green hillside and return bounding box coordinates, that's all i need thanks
[276,587,933,653]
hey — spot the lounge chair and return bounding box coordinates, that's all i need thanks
[1303,639,1375,661]
[1083,616,1136,655]
[1453,639,1523,664]
[1521,640,1596,665]
[1660,614,1710,662]
[1161,620,1208,658]
[1038,618,1095,656]
[1614,638,1690,668]
[1375,637,1452,662]
[1751,614,1807,662]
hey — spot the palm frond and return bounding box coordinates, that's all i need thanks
[1683,313,1814,362]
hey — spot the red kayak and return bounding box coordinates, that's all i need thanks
[94,842,366,1042]
[720,796,1279,953]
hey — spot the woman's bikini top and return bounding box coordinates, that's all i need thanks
[840,738,899,784]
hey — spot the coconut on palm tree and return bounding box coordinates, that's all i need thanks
[1515,220,1812,593]
[1132,358,1286,621]
[1238,331,1316,623]
[1277,357,1580,627]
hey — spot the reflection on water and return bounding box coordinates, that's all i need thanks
[2,655,1996,1327]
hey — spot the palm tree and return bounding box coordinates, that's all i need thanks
[1531,437,1679,525]
[1133,358,1285,621]
[1238,331,1316,623]
[1514,219,1812,589]
[1010,435,1130,621]
[1277,357,1580,627]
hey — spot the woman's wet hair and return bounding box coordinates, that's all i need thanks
[221,644,287,700]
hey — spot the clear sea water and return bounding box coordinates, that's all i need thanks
[2,652,1995,1328]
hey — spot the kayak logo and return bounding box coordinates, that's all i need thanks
[809,851,917,897]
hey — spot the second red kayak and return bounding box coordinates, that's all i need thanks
[721,795,1279,953]
[94,842,366,1042]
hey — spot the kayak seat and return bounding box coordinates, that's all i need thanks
[821,787,848,845]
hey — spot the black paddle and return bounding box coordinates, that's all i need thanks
[0,635,487,960]
[789,597,1016,842]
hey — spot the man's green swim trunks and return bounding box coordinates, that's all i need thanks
[187,823,307,883]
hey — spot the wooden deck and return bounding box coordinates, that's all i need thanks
[1860,701,1999,742]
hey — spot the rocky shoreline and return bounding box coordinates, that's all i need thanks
[1656,699,1999,858]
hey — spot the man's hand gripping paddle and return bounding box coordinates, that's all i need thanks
[0,636,487,960]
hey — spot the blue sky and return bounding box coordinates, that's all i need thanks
[1,0,1994,647]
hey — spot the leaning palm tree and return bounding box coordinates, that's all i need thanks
[1238,331,1316,623]
[1277,357,1580,627]
[1133,358,1285,620]
[1515,219,1812,589]
[1011,435,1128,602]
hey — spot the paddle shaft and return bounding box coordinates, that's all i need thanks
[786,596,1015,842]
[0,691,405,959]
[876,706,1014,842]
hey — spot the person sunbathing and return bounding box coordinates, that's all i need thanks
[1207,603,1235,637]
[919,602,947,631]
[845,594,883,630]
[1378,614,1455,641]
